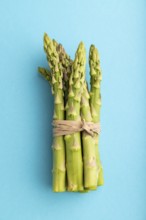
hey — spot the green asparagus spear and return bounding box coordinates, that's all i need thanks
[65,42,86,191]
[39,41,72,102]
[44,33,66,192]
[89,45,104,186]
[55,42,72,103]
[81,82,97,189]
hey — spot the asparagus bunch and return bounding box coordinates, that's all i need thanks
[89,45,104,186]
[38,34,104,192]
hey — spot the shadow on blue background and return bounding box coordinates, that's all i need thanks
[0,0,146,220]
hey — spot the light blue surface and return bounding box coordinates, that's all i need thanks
[0,0,146,219]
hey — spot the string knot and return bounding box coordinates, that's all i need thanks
[81,119,94,136]
[52,120,101,137]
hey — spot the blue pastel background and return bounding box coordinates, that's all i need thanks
[0,0,146,219]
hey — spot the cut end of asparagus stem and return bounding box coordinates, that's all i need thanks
[52,168,66,192]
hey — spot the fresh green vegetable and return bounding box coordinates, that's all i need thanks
[55,43,72,103]
[38,34,104,192]
[81,82,97,189]
[65,42,86,191]
[43,33,66,192]
[39,42,72,102]
[89,45,104,186]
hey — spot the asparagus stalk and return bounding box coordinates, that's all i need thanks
[44,33,66,192]
[38,67,51,83]
[89,45,104,186]
[65,42,86,191]
[81,82,97,189]
[39,42,72,102]
[55,42,72,103]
